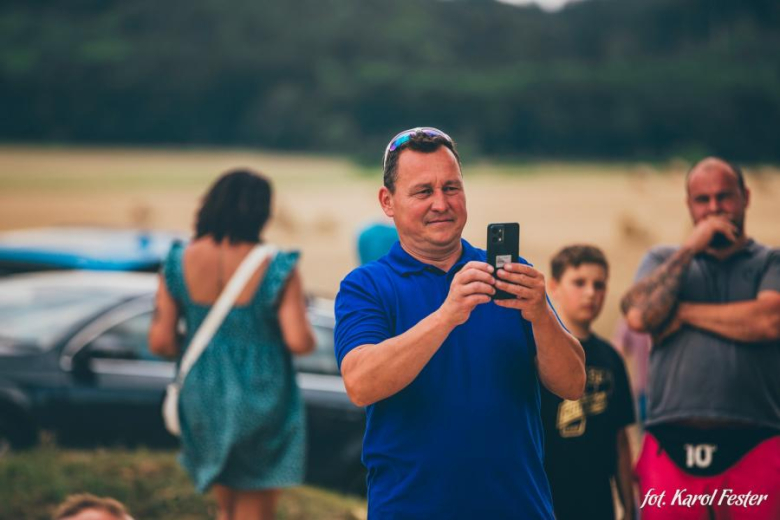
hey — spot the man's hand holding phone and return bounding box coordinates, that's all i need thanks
[438,261,496,327]
[493,263,549,323]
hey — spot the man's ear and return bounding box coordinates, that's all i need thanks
[379,187,394,217]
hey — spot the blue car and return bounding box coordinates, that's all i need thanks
[0,227,185,276]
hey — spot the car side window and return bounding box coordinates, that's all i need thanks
[294,323,339,375]
[85,312,165,362]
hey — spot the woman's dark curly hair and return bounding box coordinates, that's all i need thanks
[195,169,272,243]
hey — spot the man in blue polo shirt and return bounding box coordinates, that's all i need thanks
[335,127,586,519]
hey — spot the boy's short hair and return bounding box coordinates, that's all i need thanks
[550,245,609,281]
[54,493,131,520]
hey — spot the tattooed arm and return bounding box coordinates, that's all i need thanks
[621,215,740,335]
[620,247,695,334]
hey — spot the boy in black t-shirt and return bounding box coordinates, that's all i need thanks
[543,245,636,520]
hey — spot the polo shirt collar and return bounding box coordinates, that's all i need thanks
[741,238,759,257]
[730,238,761,261]
[699,238,758,261]
[386,238,481,276]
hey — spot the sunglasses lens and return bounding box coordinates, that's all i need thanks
[383,127,452,167]
[388,134,412,153]
[421,128,447,138]
[388,128,449,152]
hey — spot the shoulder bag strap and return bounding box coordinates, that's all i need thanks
[174,243,277,385]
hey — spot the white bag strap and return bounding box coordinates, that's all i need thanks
[175,243,277,385]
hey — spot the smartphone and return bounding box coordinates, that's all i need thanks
[487,223,520,300]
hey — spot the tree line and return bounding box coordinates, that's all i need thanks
[1,0,778,161]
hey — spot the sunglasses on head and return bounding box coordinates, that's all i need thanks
[382,127,453,169]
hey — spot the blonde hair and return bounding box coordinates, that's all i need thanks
[53,493,133,520]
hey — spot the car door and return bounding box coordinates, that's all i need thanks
[59,297,177,447]
[295,310,366,494]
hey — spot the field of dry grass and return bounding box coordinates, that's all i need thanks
[1,145,778,338]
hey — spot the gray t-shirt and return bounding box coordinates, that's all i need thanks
[635,240,780,429]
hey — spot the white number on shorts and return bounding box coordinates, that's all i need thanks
[684,443,718,468]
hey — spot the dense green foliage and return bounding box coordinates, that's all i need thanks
[1,0,778,160]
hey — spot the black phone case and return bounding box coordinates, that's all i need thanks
[487,223,520,300]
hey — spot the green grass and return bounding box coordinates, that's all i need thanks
[0,443,366,520]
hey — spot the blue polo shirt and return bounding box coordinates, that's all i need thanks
[335,239,554,519]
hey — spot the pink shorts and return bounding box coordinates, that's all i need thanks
[635,433,780,519]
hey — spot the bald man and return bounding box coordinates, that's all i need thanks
[621,158,780,519]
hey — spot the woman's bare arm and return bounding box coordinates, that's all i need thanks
[277,268,316,355]
[148,274,181,358]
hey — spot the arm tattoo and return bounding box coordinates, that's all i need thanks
[620,247,695,332]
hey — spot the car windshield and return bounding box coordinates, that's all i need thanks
[0,287,121,352]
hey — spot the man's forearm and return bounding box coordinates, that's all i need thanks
[535,308,586,401]
[340,310,456,407]
[621,247,695,333]
[679,294,780,343]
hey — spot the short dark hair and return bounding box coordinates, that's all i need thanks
[382,131,461,193]
[686,157,746,195]
[54,493,130,520]
[551,245,609,281]
[195,169,272,243]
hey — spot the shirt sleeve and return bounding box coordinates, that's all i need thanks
[162,241,184,305]
[758,248,780,293]
[334,267,393,370]
[633,247,674,283]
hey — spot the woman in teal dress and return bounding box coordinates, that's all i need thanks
[149,169,315,520]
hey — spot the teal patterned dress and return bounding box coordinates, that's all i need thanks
[163,242,305,492]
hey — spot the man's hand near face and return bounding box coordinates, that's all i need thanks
[620,214,743,338]
[684,214,740,255]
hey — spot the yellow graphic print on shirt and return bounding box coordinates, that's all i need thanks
[556,367,614,438]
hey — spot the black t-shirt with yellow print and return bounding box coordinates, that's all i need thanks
[540,333,635,520]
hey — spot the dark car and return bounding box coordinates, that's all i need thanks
[0,227,185,276]
[0,271,366,495]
